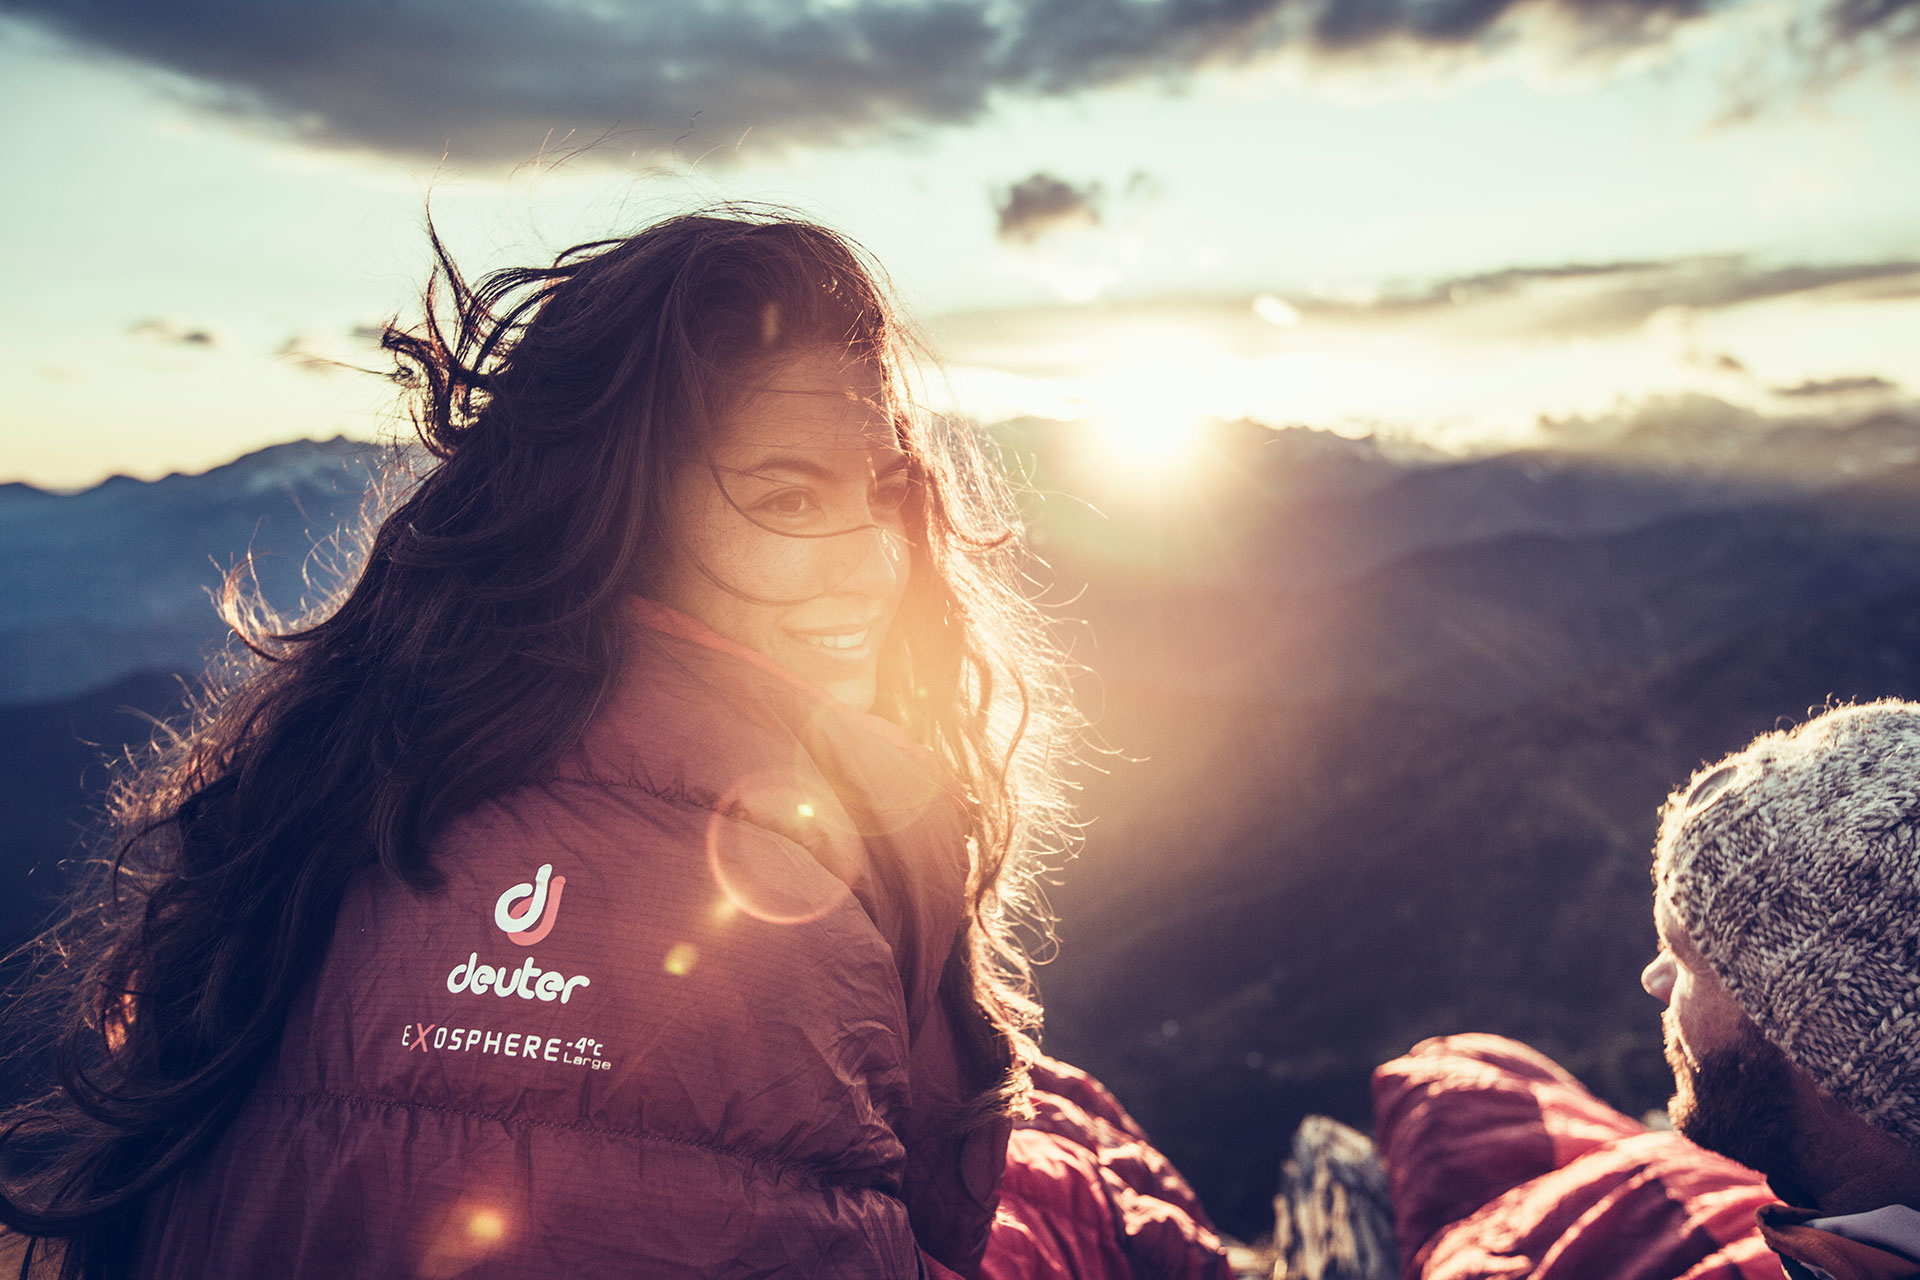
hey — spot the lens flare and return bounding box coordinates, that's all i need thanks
[706,772,855,925]
[663,942,698,976]
[414,1197,510,1278]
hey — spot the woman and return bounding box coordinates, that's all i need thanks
[0,209,1232,1278]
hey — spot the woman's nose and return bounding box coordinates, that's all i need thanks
[1641,953,1676,1004]
[829,517,906,601]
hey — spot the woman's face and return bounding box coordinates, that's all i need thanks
[650,347,914,714]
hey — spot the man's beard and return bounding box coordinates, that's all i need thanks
[1665,1014,1811,1202]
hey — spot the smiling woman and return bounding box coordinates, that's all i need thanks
[0,207,1235,1280]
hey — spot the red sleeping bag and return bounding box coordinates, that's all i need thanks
[972,1055,1235,1280]
[1372,1033,1782,1280]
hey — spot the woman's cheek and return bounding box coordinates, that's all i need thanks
[740,527,824,600]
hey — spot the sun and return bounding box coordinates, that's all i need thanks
[1079,364,1213,482]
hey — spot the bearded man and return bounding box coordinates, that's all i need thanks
[1640,700,1920,1276]
[1369,701,1920,1280]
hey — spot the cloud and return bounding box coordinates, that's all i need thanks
[5,0,1910,164]
[925,250,1920,456]
[933,253,1920,343]
[1774,374,1900,397]
[277,322,390,375]
[995,173,1105,244]
[1254,294,1305,327]
[1532,391,1920,484]
[128,318,216,347]
[276,336,338,375]
[1350,256,1920,335]
[1829,0,1920,41]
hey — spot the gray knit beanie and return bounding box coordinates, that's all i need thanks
[1654,699,1920,1150]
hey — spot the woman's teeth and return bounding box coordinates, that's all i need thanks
[798,628,869,651]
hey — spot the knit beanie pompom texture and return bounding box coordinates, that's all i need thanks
[1655,699,1920,1149]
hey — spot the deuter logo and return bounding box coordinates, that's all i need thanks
[446,952,590,1004]
[442,862,591,1005]
[495,863,566,946]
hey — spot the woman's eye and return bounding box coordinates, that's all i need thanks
[871,475,912,512]
[758,490,815,518]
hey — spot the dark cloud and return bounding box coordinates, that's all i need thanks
[1310,0,1697,49]
[128,318,216,347]
[1355,256,1920,334]
[1826,0,1920,42]
[1774,374,1900,397]
[1639,260,1920,312]
[1441,258,1920,308]
[276,335,334,375]
[929,255,1920,339]
[4,0,1002,161]
[995,173,1104,243]
[277,323,390,375]
[4,0,1909,164]
[1432,261,1666,305]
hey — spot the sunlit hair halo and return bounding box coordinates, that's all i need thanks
[0,204,1084,1278]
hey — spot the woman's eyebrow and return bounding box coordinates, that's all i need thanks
[731,450,911,482]
[733,453,838,482]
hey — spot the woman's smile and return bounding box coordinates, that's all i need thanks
[787,620,877,653]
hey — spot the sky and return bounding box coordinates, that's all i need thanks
[2,0,1916,489]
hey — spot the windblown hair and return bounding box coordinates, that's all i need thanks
[0,207,1083,1278]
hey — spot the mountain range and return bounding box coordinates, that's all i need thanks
[0,437,390,703]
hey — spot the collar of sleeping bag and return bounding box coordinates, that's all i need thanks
[1808,1208,1920,1260]
[626,593,946,764]
[1759,1204,1920,1280]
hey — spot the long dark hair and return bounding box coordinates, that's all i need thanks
[0,207,1083,1278]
